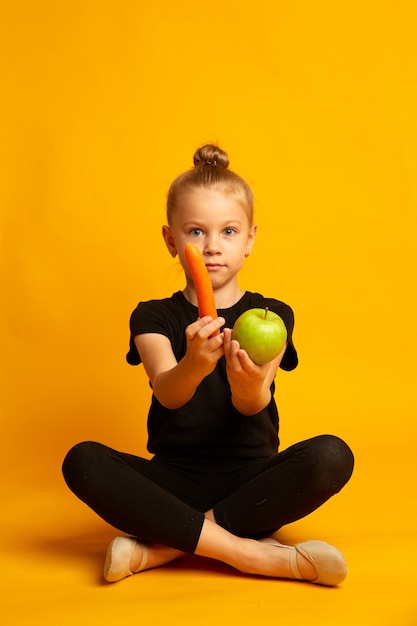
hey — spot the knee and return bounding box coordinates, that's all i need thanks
[62,441,103,492]
[311,434,354,490]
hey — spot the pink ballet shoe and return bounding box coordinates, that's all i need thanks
[260,538,347,586]
[104,536,149,583]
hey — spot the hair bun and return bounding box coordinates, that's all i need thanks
[193,145,229,169]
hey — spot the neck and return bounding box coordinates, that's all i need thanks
[183,282,244,310]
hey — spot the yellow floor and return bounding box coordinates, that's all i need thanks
[2,482,416,626]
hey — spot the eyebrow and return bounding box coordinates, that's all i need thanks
[182,219,243,227]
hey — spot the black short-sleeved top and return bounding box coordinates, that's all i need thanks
[126,291,298,459]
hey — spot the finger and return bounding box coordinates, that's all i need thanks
[231,339,242,358]
[185,315,220,339]
[222,328,232,356]
[199,316,225,339]
[185,318,208,341]
[235,348,258,372]
[226,337,245,371]
[237,349,270,376]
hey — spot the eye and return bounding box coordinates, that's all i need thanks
[223,227,236,237]
[189,228,203,237]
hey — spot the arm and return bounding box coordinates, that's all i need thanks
[134,316,225,410]
[223,327,286,416]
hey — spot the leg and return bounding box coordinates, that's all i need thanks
[62,441,205,552]
[101,435,352,585]
[192,435,353,585]
[194,518,317,579]
[62,438,352,585]
[115,515,345,586]
[213,435,354,538]
[125,509,219,574]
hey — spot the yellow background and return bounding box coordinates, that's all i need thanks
[1,1,416,624]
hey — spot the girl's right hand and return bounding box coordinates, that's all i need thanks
[134,316,225,410]
[184,316,225,378]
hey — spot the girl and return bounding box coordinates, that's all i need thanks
[63,144,354,586]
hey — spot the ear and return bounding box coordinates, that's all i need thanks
[245,224,257,257]
[162,225,177,258]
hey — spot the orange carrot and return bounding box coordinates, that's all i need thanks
[185,243,219,334]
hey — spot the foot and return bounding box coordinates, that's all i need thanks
[259,537,347,586]
[104,536,148,583]
[104,536,185,583]
[293,540,348,586]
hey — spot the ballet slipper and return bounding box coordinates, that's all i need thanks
[103,536,149,583]
[259,538,347,586]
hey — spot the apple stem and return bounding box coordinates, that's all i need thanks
[264,307,269,320]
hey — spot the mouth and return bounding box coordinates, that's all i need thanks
[206,264,223,271]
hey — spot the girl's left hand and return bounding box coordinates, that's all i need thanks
[223,327,276,415]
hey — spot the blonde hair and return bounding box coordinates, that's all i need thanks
[167,145,254,225]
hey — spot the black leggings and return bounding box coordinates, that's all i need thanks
[62,435,354,554]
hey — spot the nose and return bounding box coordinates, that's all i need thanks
[204,233,221,255]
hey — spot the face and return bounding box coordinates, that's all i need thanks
[163,188,256,294]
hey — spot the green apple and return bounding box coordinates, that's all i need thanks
[231,307,287,365]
